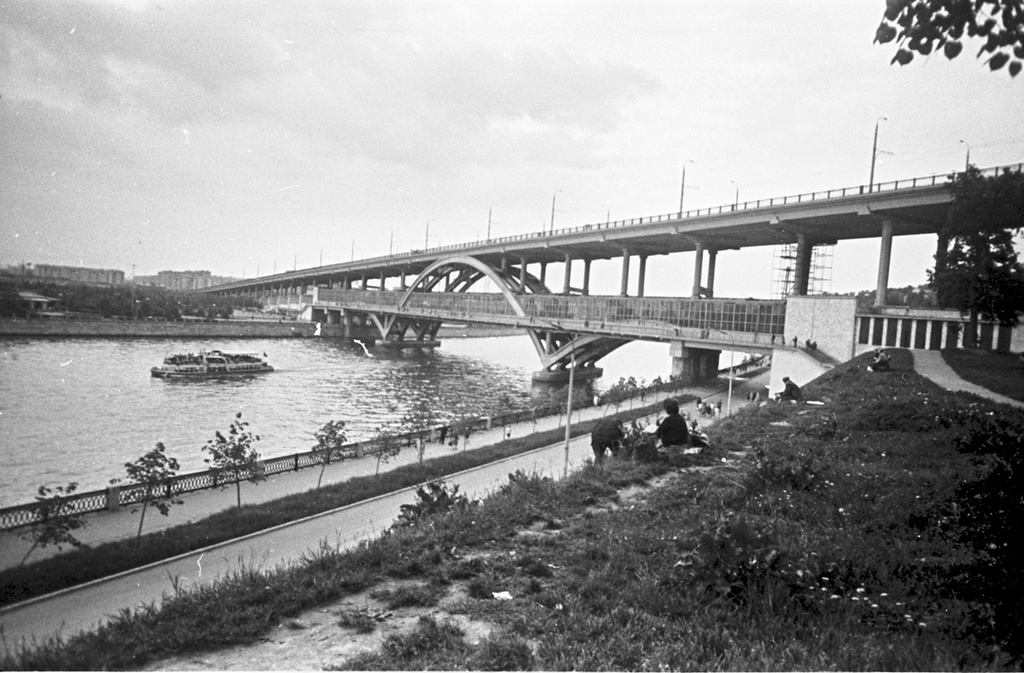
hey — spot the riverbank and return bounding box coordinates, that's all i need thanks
[0,369,757,577]
[0,317,520,340]
[5,351,1023,670]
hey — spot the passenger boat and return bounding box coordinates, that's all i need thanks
[150,350,274,378]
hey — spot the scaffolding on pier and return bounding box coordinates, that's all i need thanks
[770,243,834,299]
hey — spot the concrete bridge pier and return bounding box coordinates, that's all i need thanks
[670,341,721,385]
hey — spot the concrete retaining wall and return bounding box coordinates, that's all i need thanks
[768,347,832,397]
[0,319,351,339]
[784,296,857,362]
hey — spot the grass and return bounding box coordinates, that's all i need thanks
[941,347,1024,401]
[0,398,680,608]
[4,350,1023,670]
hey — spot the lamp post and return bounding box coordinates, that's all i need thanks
[550,191,562,233]
[869,116,887,193]
[959,139,971,170]
[563,347,576,477]
[712,329,736,417]
[730,180,739,207]
[487,205,497,240]
[680,160,693,213]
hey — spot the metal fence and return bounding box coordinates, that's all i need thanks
[0,363,742,532]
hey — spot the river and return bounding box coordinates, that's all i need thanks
[0,335,680,508]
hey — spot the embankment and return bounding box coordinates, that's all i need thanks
[0,318,520,340]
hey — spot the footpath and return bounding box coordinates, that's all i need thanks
[0,371,770,649]
[911,350,1024,409]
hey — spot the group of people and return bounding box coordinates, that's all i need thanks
[693,397,722,418]
[590,397,692,465]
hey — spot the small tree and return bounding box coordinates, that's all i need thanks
[202,412,264,508]
[602,376,639,415]
[19,482,87,566]
[312,420,349,492]
[401,398,437,463]
[368,427,401,475]
[122,442,182,547]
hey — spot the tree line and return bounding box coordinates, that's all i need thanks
[0,277,260,320]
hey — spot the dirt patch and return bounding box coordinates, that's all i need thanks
[144,580,495,671]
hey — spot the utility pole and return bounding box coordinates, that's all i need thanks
[550,193,557,233]
[487,207,493,240]
[959,139,971,170]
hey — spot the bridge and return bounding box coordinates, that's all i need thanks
[202,164,1023,383]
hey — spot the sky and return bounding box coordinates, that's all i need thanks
[2,0,1023,299]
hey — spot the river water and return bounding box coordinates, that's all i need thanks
[0,335,677,508]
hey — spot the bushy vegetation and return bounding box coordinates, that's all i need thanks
[4,351,1022,670]
[0,278,258,319]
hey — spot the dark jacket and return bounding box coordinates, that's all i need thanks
[656,412,689,447]
[591,418,624,449]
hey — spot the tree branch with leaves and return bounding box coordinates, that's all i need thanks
[876,0,1024,76]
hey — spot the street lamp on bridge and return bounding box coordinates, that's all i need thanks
[959,139,971,171]
[869,116,887,193]
[680,160,694,213]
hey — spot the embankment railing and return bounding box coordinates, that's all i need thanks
[0,375,707,531]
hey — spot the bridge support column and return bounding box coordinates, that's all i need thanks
[793,234,812,295]
[563,254,572,294]
[519,257,527,288]
[620,250,631,297]
[706,250,717,298]
[637,255,648,297]
[540,263,548,288]
[692,243,704,298]
[582,259,592,296]
[876,219,893,306]
[670,342,721,385]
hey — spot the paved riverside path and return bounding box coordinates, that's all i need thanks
[912,350,1024,409]
[0,371,768,650]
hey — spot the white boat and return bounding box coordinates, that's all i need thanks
[150,350,274,378]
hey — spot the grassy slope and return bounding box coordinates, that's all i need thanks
[5,351,1023,670]
[941,348,1024,402]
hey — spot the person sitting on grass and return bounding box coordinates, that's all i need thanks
[591,417,624,466]
[656,398,690,448]
[869,348,891,372]
[777,376,803,403]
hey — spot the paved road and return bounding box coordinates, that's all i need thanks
[0,427,663,650]
[0,372,767,651]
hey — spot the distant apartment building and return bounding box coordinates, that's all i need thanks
[156,270,214,291]
[133,270,238,290]
[31,264,125,285]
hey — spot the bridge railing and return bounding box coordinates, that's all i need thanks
[348,163,1021,267]
[317,289,787,337]
[203,163,1022,295]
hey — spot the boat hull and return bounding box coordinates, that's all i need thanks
[150,365,274,378]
